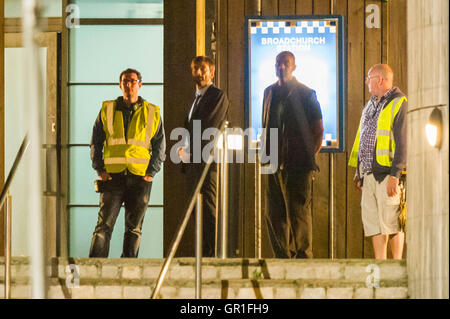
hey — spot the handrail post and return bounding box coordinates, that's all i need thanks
[151,120,227,299]
[220,122,229,259]
[255,154,262,259]
[195,193,203,299]
[4,192,12,299]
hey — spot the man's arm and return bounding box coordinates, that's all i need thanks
[390,99,407,178]
[90,111,109,180]
[386,98,407,196]
[146,117,166,178]
[307,90,324,155]
[312,119,324,154]
[203,89,229,130]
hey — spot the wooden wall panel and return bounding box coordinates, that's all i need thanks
[226,0,247,256]
[162,0,407,259]
[163,0,197,257]
[296,0,313,14]
[346,0,365,258]
[311,0,330,259]
[332,0,348,258]
[262,0,278,16]
[388,0,407,95]
[279,0,296,15]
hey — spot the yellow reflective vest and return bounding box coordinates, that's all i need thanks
[348,96,407,169]
[101,99,161,176]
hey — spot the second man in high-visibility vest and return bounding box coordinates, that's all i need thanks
[348,64,407,260]
[89,68,166,258]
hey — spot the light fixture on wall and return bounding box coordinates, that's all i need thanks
[425,107,443,149]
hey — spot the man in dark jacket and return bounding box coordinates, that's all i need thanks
[349,64,407,260]
[178,56,230,257]
[261,51,324,258]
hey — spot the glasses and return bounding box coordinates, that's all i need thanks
[366,75,380,82]
[122,79,140,85]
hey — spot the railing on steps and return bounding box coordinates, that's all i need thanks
[151,121,228,299]
[0,135,30,299]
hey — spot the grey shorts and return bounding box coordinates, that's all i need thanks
[361,173,402,237]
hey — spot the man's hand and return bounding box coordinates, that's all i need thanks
[143,175,153,182]
[354,178,362,191]
[178,147,183,159]
[386,176,399,197]
[99,171,111,181]
[354,176,363,191]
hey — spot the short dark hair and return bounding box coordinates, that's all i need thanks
[119,68,142,83]
[276,51,295,62]
[191,56,215,70]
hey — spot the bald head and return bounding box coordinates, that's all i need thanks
[366,64,394,99]
[370,64,394,84]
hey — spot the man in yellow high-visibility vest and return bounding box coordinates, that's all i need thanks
[89,68,166,258]
[349,64,407,260]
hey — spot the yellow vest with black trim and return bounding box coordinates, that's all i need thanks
[101,100,161,176]
[348,96,407,169]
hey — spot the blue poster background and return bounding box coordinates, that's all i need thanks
[249,19,339,147]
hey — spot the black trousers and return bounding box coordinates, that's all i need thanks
[186,164,218,257]
[89,173,152,258]
[265,169,313,258]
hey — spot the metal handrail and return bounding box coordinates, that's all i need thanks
[0,134,30,299]
[0,135,29,209]
[150,121,228,299]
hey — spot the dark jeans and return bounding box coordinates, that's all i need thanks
[265,169,313,258]
[89,172,152,258]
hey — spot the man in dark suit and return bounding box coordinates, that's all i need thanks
[179,56,229,257]
[261,51,324,258]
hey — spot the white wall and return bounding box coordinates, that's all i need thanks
[4,47,47,256]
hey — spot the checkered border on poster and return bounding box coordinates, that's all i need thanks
[250,20,337,35]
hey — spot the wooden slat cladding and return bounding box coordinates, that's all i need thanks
[346,0,365,258]
[215,0,406,259]
[332,0,348,258]
[161,0,406,258]
[163,0,197,257]
[311,0,330,258]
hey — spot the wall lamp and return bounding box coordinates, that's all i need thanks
[425,107,443,149]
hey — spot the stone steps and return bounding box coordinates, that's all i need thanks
[0,257,408,299]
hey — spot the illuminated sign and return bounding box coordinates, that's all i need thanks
[245,16,345,152]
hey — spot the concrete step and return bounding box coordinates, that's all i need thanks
[0,257,408,299]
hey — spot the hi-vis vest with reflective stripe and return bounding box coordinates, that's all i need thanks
[348,96,407,169]
[101,100,160,176]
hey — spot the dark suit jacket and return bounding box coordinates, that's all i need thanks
[262,78,322,172]
[182,84,230,176]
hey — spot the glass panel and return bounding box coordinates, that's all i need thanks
[69,207,163,258]
[69,146,99,205]
[73,0,163,19]
[5,0,62,18]
[69,25,163,83]
[69,85,163,144]
[69,146,163,206]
